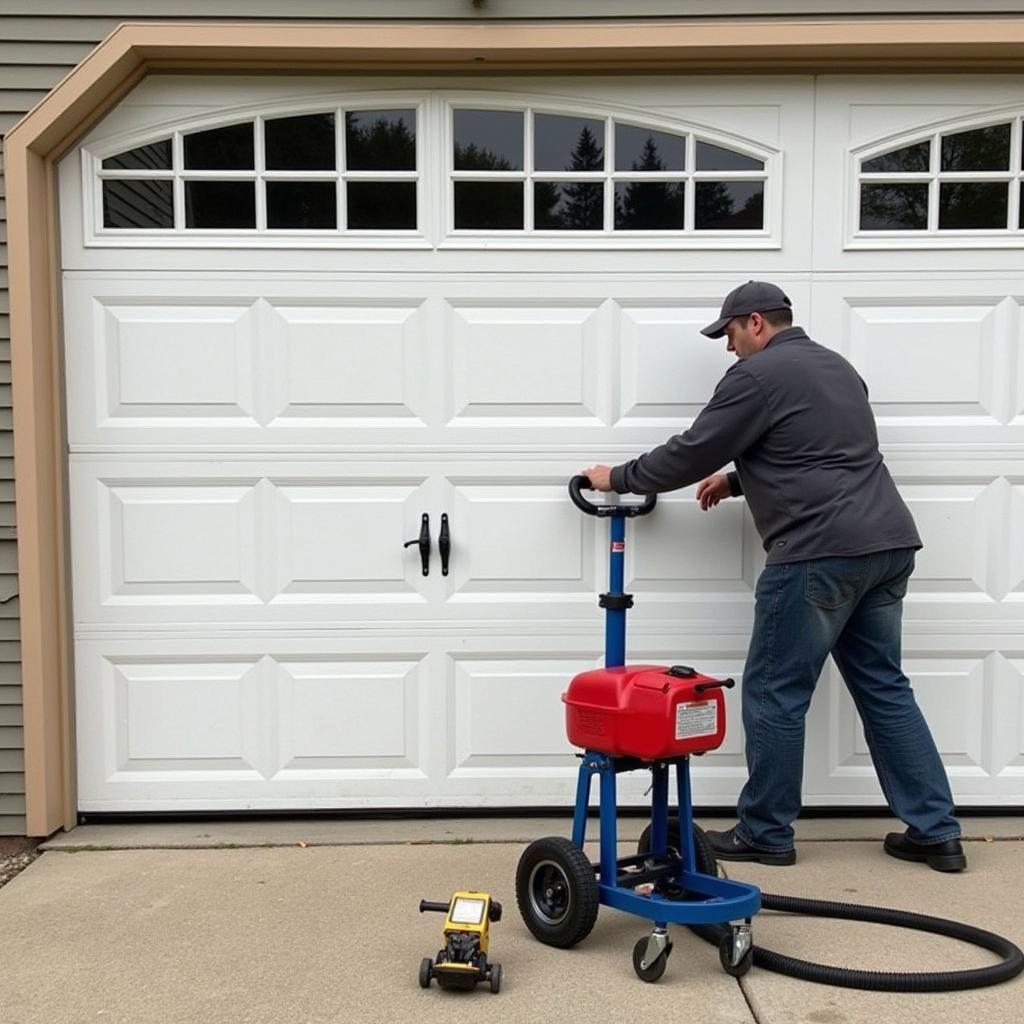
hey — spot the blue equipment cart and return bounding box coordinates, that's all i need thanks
[515,477,761,983]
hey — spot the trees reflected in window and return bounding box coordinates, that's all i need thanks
[454,182,523,229]
[266,113,335,171]
[695,182,764,230]
[454,110,523,171]
[347,182,417,229]
[536,183,603,230]
[345,110,416,171]
[860,183,929,231]
[859,120,1022,232]
[615,182,684,230]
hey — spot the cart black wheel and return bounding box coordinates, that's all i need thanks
[632,936,671,983]
[719,934,753,977]
[418,957,433,988]
[637,818,718,876]
[516,836,599,948]
[489,963,502,994]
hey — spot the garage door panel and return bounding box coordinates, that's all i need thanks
[445,300,604,425]
[629,489,761,596]
[75,641,437,811]
[107,480,262,603]
[71,461,440,623]
[97,298,261,427]
[265,299,430,427]
[448,655,592,773]
[269,479,432,603]
[444,478,595,601]
[275,657,423,772]
[812,281,1023,443]
[616,301,737,423]
[87,654,269,787]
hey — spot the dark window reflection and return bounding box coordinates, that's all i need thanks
[938,182,1007,229]
[1020,183,1024,227]
[184,123,254,170]
[695,181,764,229]
[184,181,256,228]
[941,124,1011,172]
[103,140,172,171]
[614,181,684,230]
[534,114,604,172]
[615,125,684,172]
[103,180,174,228]
[346,181,416,229]
[266,113,335,170]
[859,183,928,230]
[535,182,603,230]
[696,142,763,172]
[454,110,523,171]
[454,182,523,229]
[267,181,337,229]
[862,141,931,174]
[345,110,416,171]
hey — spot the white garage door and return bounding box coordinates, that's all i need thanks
[59,74,1024,811]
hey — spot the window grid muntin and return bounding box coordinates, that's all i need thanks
[96,105,422,234]
[857,116,1024,234]
[448,106,768,235]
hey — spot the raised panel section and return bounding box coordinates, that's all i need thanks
[270,479,431,603]
[616,302,736,424]
[274,657,424,772]
[1009,484,1024,599]
[75,640,436,810]
[445,478,594,600]
[993,656,1024,776]
[629,489,760,596]
[897,483,991,596]
[445,302,603,424]
[103,656,266,780]
[846,301,1000,421]
[448,655,586,773]
[102,480,261,603]
[265,300,429,427]
[99,300,259,425]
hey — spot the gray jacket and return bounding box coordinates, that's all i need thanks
[610,326,921,564]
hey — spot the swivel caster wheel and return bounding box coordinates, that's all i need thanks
[632,930,672,983]
[719,921,753,977]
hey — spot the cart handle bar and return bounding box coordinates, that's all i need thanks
[569,475,657,518]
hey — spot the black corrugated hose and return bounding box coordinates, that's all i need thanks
[690,892,1024,991]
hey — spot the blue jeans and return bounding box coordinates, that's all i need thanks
[735,548,960,852]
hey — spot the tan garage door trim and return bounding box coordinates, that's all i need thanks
[8,17,1024,835]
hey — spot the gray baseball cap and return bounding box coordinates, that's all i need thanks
[701,281,793,338]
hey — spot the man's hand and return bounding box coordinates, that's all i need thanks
[581,465,614,492]
[696,474,731,510]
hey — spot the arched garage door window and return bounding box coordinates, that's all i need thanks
[853,110,1024,247]
[89,95,777,246]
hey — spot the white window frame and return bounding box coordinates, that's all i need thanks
[437,92,780,250]
[81,90,782,251]
[848,107,1024,250]
[82,93,430,250]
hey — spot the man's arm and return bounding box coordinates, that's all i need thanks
[610,366,769,494]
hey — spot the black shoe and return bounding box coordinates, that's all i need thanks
[883,832,967,872]
[705,826,796,866]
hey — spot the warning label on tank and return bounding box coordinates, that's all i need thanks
[675,701,718,740]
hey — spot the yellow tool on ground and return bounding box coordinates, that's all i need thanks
[418,891,502,994]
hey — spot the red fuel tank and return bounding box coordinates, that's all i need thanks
[562,664,728,760]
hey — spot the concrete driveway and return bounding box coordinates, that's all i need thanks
[1,815,1021,1024]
